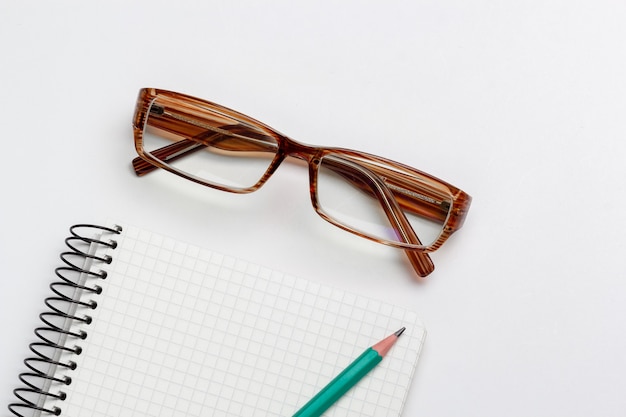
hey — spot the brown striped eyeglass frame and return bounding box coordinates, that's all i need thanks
[131,88,472,279]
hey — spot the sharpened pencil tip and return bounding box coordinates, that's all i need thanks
[372,328,406,356]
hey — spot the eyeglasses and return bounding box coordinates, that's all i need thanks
[131,88,471,278]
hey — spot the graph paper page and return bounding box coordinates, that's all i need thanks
[58,224,426,417]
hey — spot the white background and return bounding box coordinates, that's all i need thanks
[1,1,625,416]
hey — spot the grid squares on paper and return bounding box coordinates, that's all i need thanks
[59,224,426,417]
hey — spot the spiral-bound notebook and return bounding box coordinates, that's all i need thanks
[8,223,426,417]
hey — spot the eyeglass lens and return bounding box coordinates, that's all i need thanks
[142,97,279,190]
[316,155,450,247]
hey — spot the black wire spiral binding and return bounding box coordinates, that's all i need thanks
[8,224,122,417]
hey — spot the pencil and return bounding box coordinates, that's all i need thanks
[292,327,406,417]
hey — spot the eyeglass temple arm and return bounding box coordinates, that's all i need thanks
[389,203,435,278]
[133,138,209,176]
[382,199,435,278]
[133,122,276,176]
[376,179,436,277]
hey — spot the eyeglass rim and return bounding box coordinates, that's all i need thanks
[132,87,472,253]
[309,152,470,251]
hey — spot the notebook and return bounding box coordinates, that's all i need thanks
[8,222,426,417]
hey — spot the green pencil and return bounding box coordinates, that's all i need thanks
[292,327,405,417]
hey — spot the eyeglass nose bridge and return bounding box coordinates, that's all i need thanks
[268,135,328,188]
[278,135,325,164]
